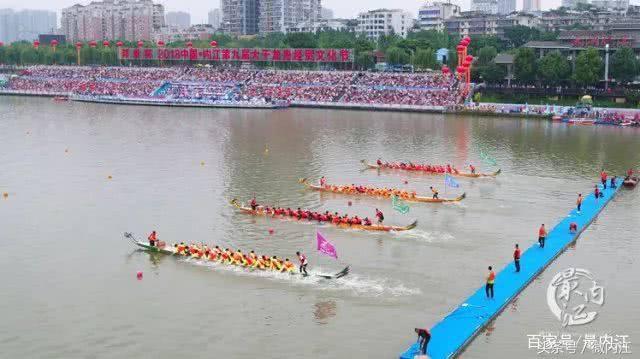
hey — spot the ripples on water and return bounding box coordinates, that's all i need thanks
[1,97,639,359]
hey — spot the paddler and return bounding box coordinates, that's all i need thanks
[250,197,258,210]
[377,158,383,166]
[233,250,245,265]
[429,186,439,199]
[271,256,283,271]
[282,259,296,273]
[296,251,309,275]
[469,164,476,174]
[148,230,157,247]
[375,208,384,224]
[320,176,327,187]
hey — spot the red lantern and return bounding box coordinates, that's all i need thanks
[157,40,165,47]
[210,40,217,47]
[137,40,144,48]
[33,40,40,49]
[103,40,110,47]
[456,66,465,74]
[456,45,465,53]
[50,39,58,47]
[186,41,193,48]
[116,41,123,47]
[465,55,474,63]
[75,42,83,49]
[89,40,97,48]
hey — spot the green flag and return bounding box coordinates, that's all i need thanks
[480,150,497,166]
[392,195,410,214]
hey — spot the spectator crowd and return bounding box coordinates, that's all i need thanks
[1,65,462,108]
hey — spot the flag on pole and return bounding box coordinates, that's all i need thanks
[445,174,460,188]
[392,195,410,214]
[317,231,338,259]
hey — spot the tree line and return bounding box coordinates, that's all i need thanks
[0,26,557,70]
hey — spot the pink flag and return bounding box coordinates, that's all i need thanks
[317,231,338,259]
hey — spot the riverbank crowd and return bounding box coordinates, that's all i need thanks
[0,65,463,108]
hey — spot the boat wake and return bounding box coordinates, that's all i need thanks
[390,229,456,243]
[181,258,420,297]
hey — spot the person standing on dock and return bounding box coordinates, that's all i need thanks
[594,185,601,199]
[577,194,583,213]
[414,328,431,356]
[514,244,521,272]
[538,224,547,248]
[600,170,608,189]
[610,176,617,189]
[486,266,495,299]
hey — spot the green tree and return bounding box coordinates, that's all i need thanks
[503,25,541,48]
[537,51,571,85]
[20,47,39,64]
[481,62,506,84]
[386,46,409,65]
[514,47,537,84]
[573,48,602,86]
[355,52,374,70]
[611,47,638,83]
[477,46,497,66]
[377,33,402,52]
[284,32,317,48]
[412,48,436,69]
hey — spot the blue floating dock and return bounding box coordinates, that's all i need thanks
[400,179,623,359]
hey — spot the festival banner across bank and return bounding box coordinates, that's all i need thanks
[118,47,354,63]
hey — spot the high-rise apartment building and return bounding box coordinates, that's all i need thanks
[497,0,516,14]
[321,7,334,19]
[259,0,322,34]
[208,9,222,29]
[221,0,259,35]
[418,2,460,31]
[61,0,165,41]
[165,11,191,28]
[0,9,57,43]
[356,9,413,39]
[522,0,541,12]
[471,0,498,14]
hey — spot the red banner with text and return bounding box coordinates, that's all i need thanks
[118,48,354,63]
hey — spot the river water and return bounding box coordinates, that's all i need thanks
[1,96,639,359]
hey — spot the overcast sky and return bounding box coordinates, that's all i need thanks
[5,0,570,25]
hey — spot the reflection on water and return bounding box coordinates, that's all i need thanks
[1,97,639,359]
[313,300,337,325]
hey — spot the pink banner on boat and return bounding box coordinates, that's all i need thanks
[317,231,338,259]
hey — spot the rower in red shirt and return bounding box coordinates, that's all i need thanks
[148,231,157,247]
[375,208,384,223]
[469,164,476,174]
[319,176,327,187]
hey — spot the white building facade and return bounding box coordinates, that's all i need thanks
[61,0,165,41]
[471,0,498,14]
[418,2,460,31]
[258,0,322,34]
[357,9,413,39]
[208,9,222,29]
